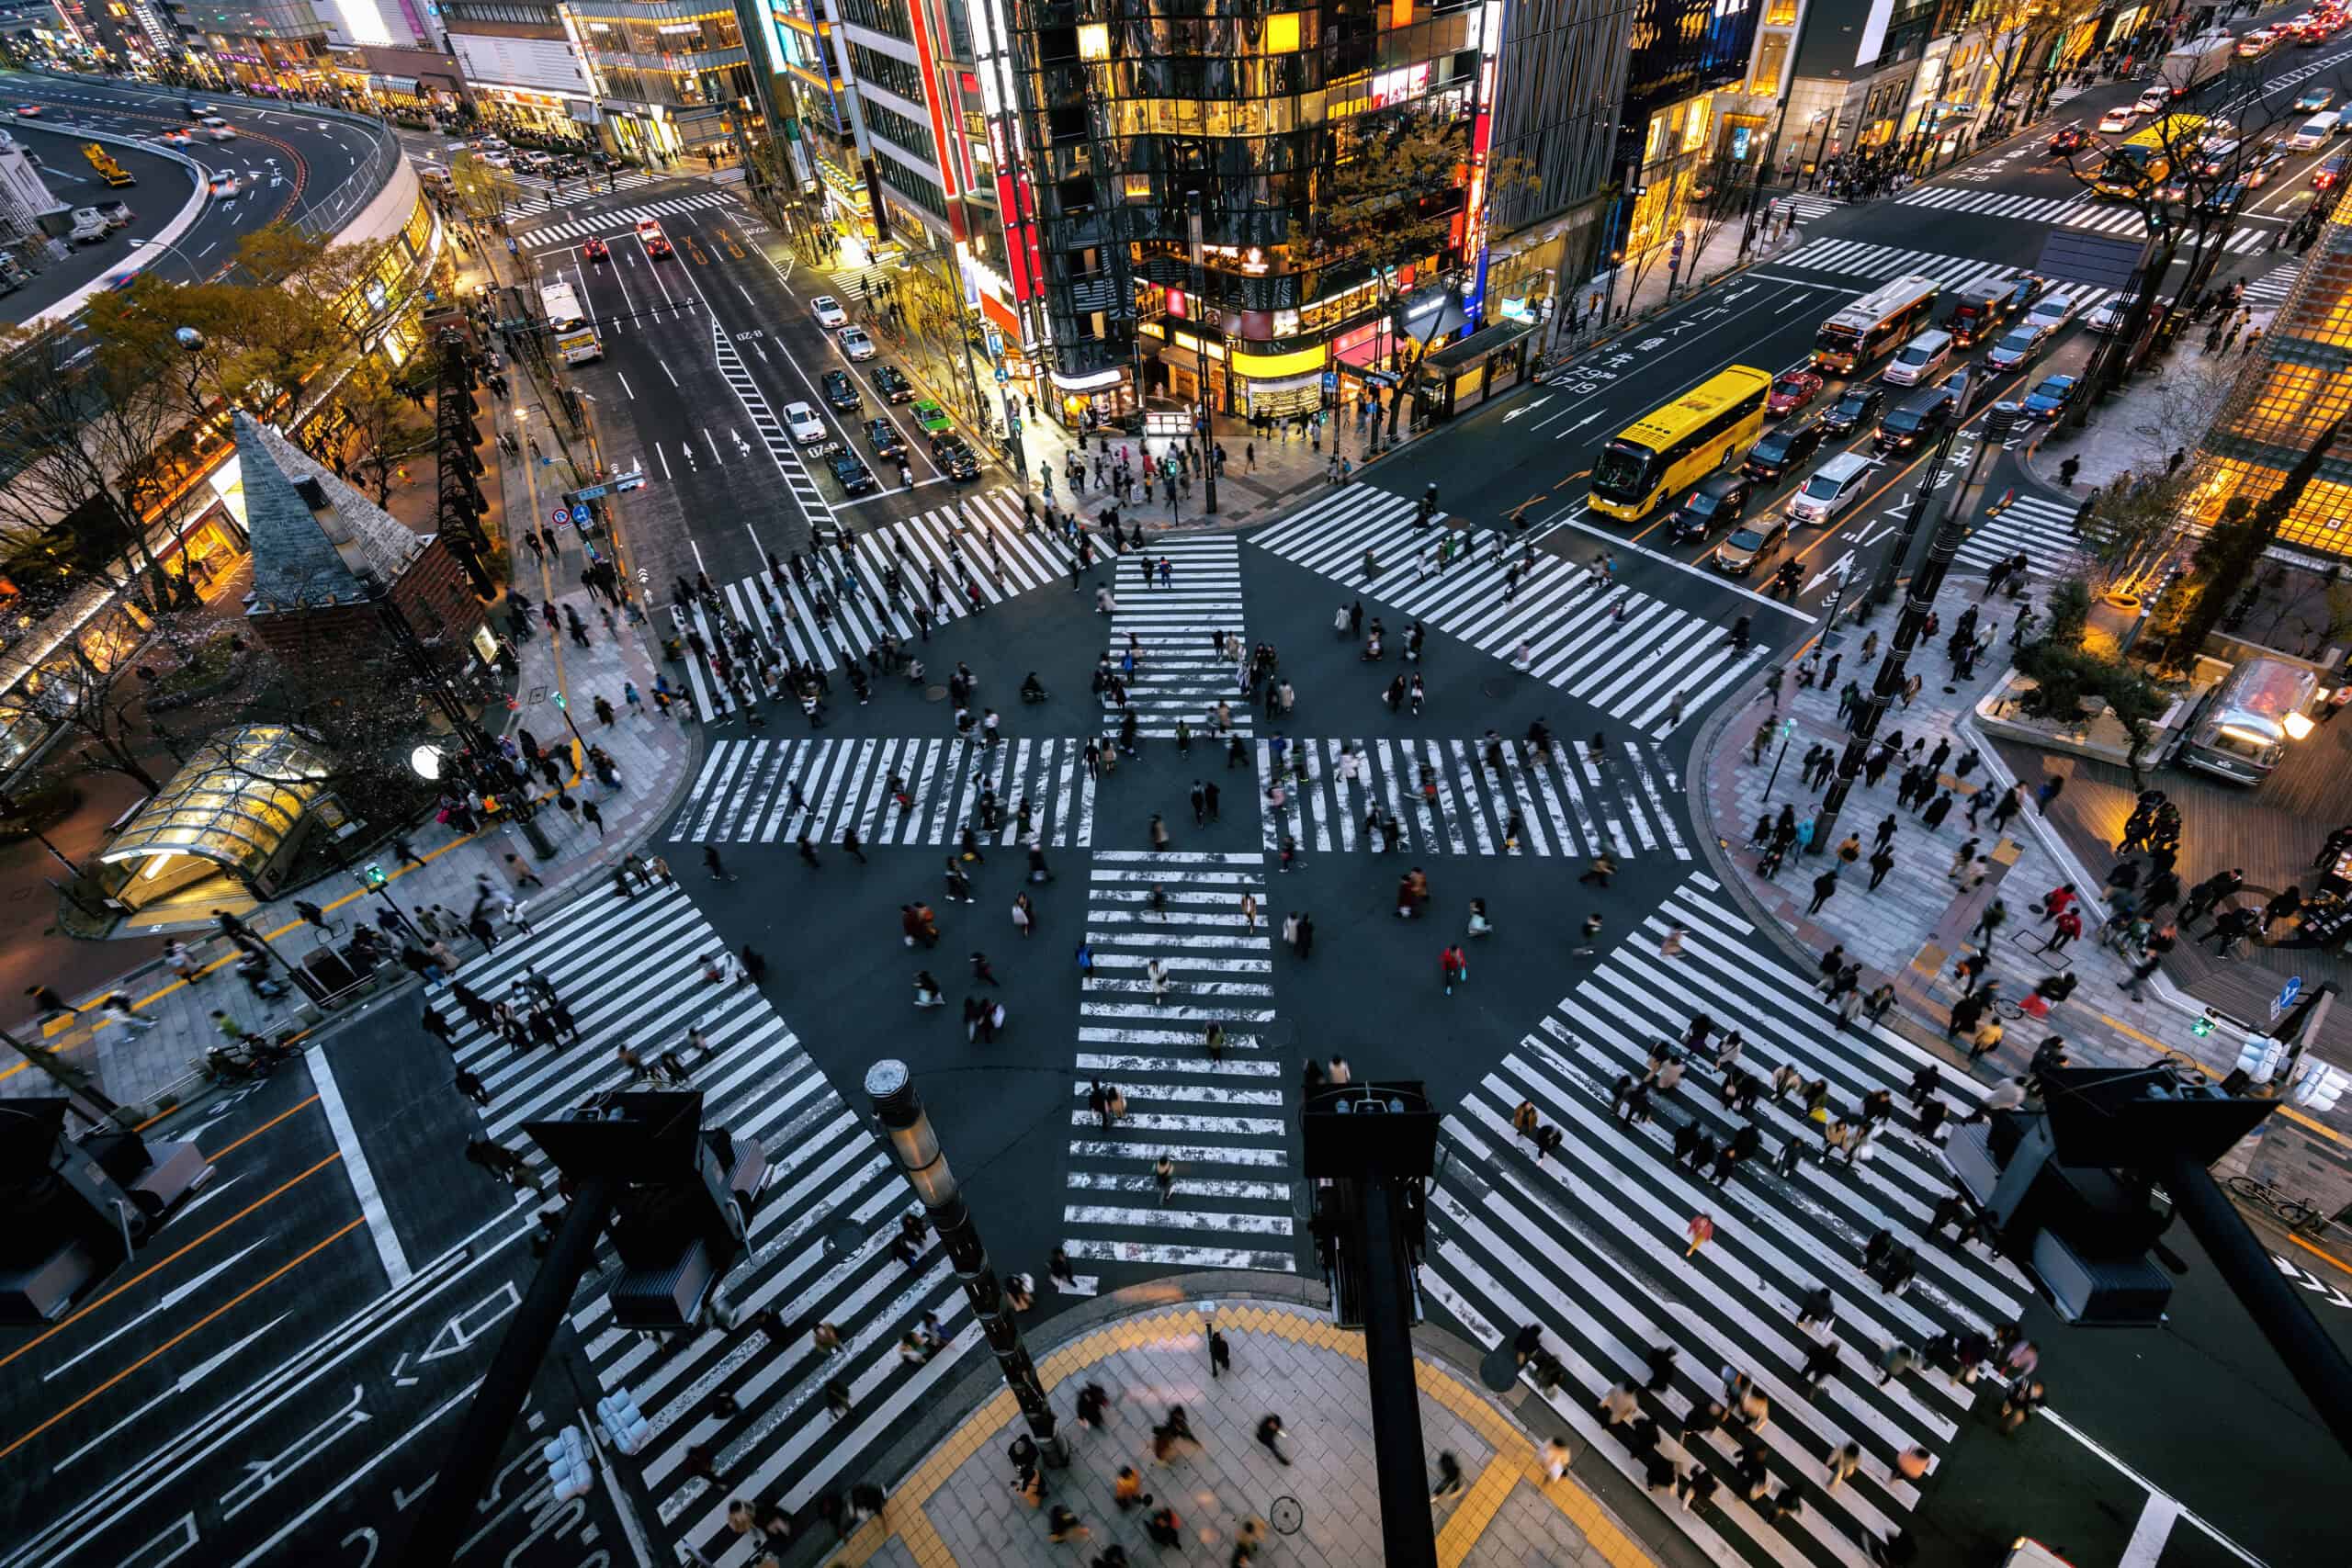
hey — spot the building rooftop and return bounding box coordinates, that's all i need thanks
[235,409,424,614]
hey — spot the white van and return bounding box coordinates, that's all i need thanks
[2291,111,2336,149]
[1883,328,1953,387]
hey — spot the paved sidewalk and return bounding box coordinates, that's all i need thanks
[1690,572,2352,1231]
[3,249,698,1114]
[808,1297,1656,1568]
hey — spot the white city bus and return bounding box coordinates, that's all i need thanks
[540,280,602,365]
[1812,274,1940,374]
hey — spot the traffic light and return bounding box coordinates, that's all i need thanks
[362,863,389,889]
[2192,1010,2216,1038]
[552,692,568,711]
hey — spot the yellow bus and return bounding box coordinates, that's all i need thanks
[1812,273,1940,373]
[1588,366,1774,524]
[2096,114,2204,197]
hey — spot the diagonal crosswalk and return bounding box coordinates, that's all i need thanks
[426,882,975,1565]
[1251,487,1759,738]
[1959,492,2082,580]
[1774,239,2120,311]
[667,489,1075,722]
[517,190,740,251]
[1102,535,1253,739]
[1061,851,1298,1277]
[2240,259,2302,309]
[668,734,1099,848]
[1891,186,2270,253]
[1252,734,1690,860]
[1425,874,2031,1568]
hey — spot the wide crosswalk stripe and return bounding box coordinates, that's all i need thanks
[2240,260,2301,307]
[421,883,969,1564]
[1252,487,1755,737]
[1889,186,2273,254]
[517,189,738,247]
[668,492,1073,722]
[1101,535,1252,739]
[1958,494,2083,579]
[668,732,1096,848]
[1251,735,1690,859]
[1425,882,2033,1568]
[1060,852,1297,1275]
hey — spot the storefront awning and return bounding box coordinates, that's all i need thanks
[96,725,330,884]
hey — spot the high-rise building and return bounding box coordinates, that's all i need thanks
[1608,0,1763,264]
[446,0,602,137]
[1778,0,1950,169]
[1479,0,1636,323]
[562,0,757,163]
[2177,203,2352,561]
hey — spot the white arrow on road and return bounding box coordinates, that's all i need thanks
[1502,396,1551,423]
[419,1280,522,1364]
[1555,411,1603,440]
[43,1236,274,1382]
[1804,548,1856,597]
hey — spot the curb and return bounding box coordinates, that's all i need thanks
[775,1273,1697,1568]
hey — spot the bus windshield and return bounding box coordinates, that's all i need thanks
[1591,440,1655,499]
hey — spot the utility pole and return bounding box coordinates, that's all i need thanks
[1813,398,2020,857]
[866,1060,1068,1466]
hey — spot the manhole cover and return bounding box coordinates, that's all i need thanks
[1269,1497,1304,1535]
[925,684,949,702]
[822,1214,862,1258]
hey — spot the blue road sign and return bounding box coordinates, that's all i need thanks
[2275,976,2303,1018]
[571,504,592,526]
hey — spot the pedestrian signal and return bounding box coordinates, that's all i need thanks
[363,863,388,889]
[2192,1012,2216,1037]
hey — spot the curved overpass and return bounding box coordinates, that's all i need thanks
[0,70,408,317]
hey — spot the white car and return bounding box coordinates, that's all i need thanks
[2135,89,2170,114]
[1784,452,1876,525]
[2025,292,2078,333]
[784,400,828,445]
[2098,107,2141,133]
[2086,295,2168,333]
[1985,323,2050,371]
[839,325,876,360]
[209,173,240,197]
[812,295,848,329]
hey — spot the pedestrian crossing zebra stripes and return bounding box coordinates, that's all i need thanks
[667,734,1099,848]
[1063,851,1299,1275]
[2241,260,2301,309]
[1892,185,2271,253]
[1253,735,1690,861]
[667,488,1073,722]
[517,190,739,250]
[1102,535,1253,739]
[1960,491,2082,580]
[1773,239,2120,313]
[425,882,977,1564]
[507,166,663,216]
[1770,193,1847,221]
[1251,487,1760,738]
[1424,875,2031,1568]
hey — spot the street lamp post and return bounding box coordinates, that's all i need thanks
[127,233,204,281]
[865,1059,1068,1468]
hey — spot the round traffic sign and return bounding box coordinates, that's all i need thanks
[549,504,569,525]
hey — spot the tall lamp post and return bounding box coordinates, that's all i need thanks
[866,1059,1068,1468]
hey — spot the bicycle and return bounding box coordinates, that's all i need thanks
[2226,1174,2329,1235]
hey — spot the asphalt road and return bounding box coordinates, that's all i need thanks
[0,70,399,309]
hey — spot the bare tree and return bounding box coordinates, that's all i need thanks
[2052,51,2321,413]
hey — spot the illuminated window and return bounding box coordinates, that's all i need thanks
[1265,11,1299,51]
[1391,0,1411,25]
[1078,22,1108,59]
[1764,0,1796,22]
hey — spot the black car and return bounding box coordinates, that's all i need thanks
[822,368,862,412]
[873,365,916,403]
[931,431,980,480]
[1744,421,1826,483]
[828,450,878,495]
[1667,472,1755,544]
[865,417,907,460]
[1818,385,1885,437]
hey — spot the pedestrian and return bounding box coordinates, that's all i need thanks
[101,993,158,1033]
[1684,1213,1715,1257]
[1255,1414,1291,1465]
